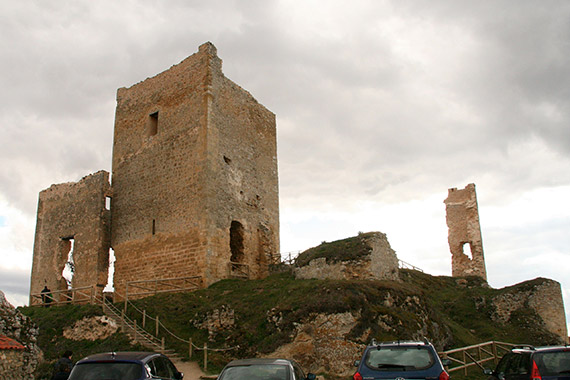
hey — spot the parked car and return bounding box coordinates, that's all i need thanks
[67,351,183,380]
[216,358,316,380]
[484,345,570,380]
[353,340,451,380]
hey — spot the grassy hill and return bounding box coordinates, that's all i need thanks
[20,269,561,379]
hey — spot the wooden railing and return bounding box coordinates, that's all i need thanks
[124,276,202,311]
[440,341,518,375]
[30,285,99,307]
[228,262,249,278]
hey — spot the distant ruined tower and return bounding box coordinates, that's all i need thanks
[30,42,279,303]
[444,183,487,281]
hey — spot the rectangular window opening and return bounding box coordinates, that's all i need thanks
[147,111,159,137]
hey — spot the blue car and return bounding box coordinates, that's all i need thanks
[68,351,183,380]
[353,340,450,380]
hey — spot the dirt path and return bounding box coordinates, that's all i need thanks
[172,359,215,380]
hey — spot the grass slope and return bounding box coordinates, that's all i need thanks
[20,270,561,378]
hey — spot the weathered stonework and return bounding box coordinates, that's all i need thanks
[294,232,400,281]
[30,171,111,300]
[0,291,40,380]
[63,316,118,341]
[444,184,487,281]
[492,278,568,343]
[30,42,279,300]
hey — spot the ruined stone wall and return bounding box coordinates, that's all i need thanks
[204,45,279,283]
[444,183,487,281]
[492,278,568,343]
[30,171,111,299]
[110,44,213,296]
[295,232,399,281]
[0,291,40,380]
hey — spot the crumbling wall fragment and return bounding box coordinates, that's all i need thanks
[444,183,487,281]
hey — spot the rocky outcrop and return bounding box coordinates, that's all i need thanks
[63,315,118,341]
[0,291,41,380]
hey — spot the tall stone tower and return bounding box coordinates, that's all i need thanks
[444,183,487,281]
[30,42,279,302]
[110,42,279,295]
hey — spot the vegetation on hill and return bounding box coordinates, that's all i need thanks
[20,304,146,379]
[294,232,377,266]
[20,269,561,379]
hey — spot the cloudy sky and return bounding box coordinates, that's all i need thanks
[1,1,569,331]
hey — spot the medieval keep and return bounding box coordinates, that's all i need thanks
[30,42,280,301]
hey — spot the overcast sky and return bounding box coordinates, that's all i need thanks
[1,1,569,332]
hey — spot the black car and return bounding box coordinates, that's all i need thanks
[217,358,316,380]
[484,345,570,380]
[353,340,451,380]
[67,351,183,380]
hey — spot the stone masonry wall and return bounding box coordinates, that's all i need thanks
[204,44,279,283]
[30,171,111,300]
[110,42,279,294]
[0,291,40,380]
[295,232,399,281]
[492,278,568,343]
[444,183,487,281]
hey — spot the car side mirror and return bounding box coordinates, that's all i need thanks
[483,368,493,375]
[441,358,451,367]
[354,360,360,367]
[306,374,316,380]
[174,371,184,379]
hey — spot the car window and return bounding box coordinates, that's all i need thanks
[496,354,513,375]
[150,357,172,379]
[534,350,570,376]
[365,347,435,370]
[68,362,142,380]
[292,361,305,380]
[505,353,524,375]
[219,364,289,380]
[163,357,179,378]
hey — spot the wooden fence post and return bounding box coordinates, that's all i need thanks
[124,283,128,314]
[161,337,165,354]
[204,343,208,372]
[143,310,146,328]
[189,338,193,358]
[134,320,137,342]
[156,315,159,336]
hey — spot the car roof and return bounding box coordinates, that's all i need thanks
[367,340,432,348]
[224,358,294,367]
[76,351,163,364]
[511,345,570,354]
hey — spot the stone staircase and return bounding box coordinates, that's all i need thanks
[102,299,181,360]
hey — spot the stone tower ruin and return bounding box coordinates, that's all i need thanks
[444,183,487,281]
[30,42,280,302]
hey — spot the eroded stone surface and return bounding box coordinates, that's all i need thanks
[63,316,118,341]
[444,184,487,281]
[30,42,280,301]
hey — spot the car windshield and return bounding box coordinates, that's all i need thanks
[365,346,435,371]
[68,362,143,380]
[219,364,289,380]
[534,350,570,376]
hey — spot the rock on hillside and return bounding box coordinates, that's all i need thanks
[0,290,41,379]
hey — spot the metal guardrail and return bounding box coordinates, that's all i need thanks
[440,341,518,375]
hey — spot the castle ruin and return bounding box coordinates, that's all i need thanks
[30,42,280,301]
[444,183,487,281]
